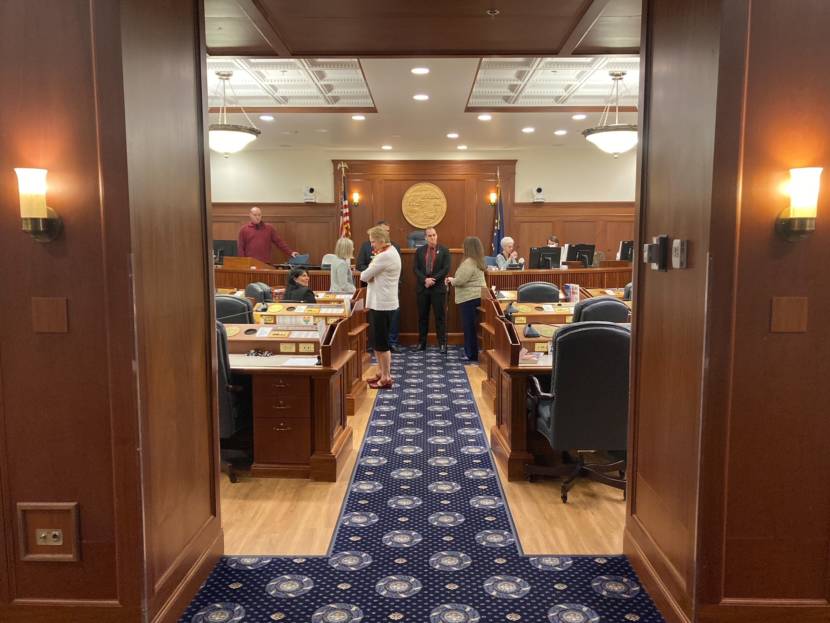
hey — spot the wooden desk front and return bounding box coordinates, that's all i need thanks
[229,318,353,481]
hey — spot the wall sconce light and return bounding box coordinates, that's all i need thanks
[351,191,361,206]
[776,167,822,241]
[488,191,498,207]
[15,168,63,242]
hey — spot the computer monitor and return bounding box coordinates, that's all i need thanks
[617,240,634,261]
[529,246,562,269]
[565,243,596,267]
[213,239,237,258]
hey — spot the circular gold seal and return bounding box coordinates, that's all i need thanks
[401,182,447,229]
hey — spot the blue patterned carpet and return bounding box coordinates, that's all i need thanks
[180,347,664,623]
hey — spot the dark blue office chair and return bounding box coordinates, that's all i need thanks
[217,322,252,482]
[526,321,630,502]
[623,282,633,301]
[288,254,310,266]
[517,281,560,303]
[572,296,630,323]
[216,294,255,323]
[484,256,499,268]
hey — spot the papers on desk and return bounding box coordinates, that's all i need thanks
[319,307,343,314]
[518,348,552,367]
[289,330,319,339]
[283,357,320,367]
[256,326,272,337]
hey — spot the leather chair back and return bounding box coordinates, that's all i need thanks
[623,282,633,301]
[573,296,630,323]
[288,254,310,266]
[243,282,272,303]
[407,230,426,248]
[517,281,560,303]
[484,256,499,268]
[216,295,254,324]
[216,322,236,439]
[549,321,630,450]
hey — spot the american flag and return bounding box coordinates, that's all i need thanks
[338,164,351,239]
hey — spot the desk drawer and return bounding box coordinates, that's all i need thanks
[254,391,310,418]
[254,417,311,465]
[254,375,310,399]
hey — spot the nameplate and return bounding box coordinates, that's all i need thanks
[279,343,296,353]
[299,343,315,353]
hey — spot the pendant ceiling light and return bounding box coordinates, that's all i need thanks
[582,71,638,158]
[209,70,261,156]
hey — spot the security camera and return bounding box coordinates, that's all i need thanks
[532,187,545,203]
[303,186,317,203]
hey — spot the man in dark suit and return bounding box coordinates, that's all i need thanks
[414,227,451,353]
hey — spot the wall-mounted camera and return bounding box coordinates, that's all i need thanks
[532,187,545,203]
[303,186,317,203]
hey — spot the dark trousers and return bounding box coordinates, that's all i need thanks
[417,287,447,346]
[368,307,400,349]
[459,298,480,360]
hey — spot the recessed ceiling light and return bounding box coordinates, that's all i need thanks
[411,67,430,75]
[259,114,275,121]
[352,114,366,121]
[554,129,568,136]
[457,145,468,150]
[446,132,459,139]
[571,113,587,120]
[477,114,492,121]
[382,145,393,150]
[522,127,535,133]
[413,94,430,101]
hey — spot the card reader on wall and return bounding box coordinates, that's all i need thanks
[642,235,669,271]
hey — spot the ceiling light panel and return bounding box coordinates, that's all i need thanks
[206,57,374,109]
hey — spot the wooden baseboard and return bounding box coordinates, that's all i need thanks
[310,424,354,482]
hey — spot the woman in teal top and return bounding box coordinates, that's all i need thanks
[446,236,487,361]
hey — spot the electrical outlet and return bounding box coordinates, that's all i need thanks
[35,529,63,546]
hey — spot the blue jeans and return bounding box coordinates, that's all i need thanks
[459,298,480,361]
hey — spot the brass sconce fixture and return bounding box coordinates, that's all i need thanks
[15,168,63,242]
[351,191,361,206]
[776,167,822,241]
[488,191,498,207]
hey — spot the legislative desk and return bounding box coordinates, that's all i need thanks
[225,316,353,481]
[216,255,632,345]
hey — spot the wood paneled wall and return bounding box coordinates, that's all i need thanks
[211,161,634,262]
[628,1,830,622]
[0,2,219,622]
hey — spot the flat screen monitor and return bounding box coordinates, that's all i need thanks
[529,246,562,269]
[213,239,237,258]
[565,243,596,267]
[617,240,634,261]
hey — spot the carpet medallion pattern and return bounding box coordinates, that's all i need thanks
[179,347,664,623]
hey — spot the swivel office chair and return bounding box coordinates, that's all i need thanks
[216,322,252,482]
[517,281,560,303]
[484,256,499,269]
[407,230,426,248]
[572,296,630,323]
[623,282,633,301]
[526,321,630,502]
[216,294,255,324]
[243,282,273,304]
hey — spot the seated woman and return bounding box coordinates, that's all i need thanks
[282,268,316,303]
[327,237,357,294]
[496,236,524,270]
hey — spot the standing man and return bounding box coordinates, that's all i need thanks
[360,226,401,389]
[237,206,299,264]
[357,220,402,352]
[414,227,451,353]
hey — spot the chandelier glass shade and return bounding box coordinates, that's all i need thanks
[582,71,638,157]
[209,70,260,155]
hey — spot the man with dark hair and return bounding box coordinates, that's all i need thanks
[414,227,451,353]
[357,220,402,352]
[237,206,299,263]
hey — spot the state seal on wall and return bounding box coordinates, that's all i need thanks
[401,182,447,228]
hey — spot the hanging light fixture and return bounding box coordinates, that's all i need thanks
[209,70,261,156]
[582,71,638,158]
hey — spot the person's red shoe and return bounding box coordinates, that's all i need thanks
[366,373,381,383]
[368,379,394,389]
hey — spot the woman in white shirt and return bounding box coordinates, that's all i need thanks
[326,237,356,294]
[359,226,401,389]
[496,236,524,270]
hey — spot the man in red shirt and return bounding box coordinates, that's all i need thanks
[237,207,299,264]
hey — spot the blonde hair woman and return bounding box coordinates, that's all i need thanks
[359,225,401,388]
[446,236,487,361]
[327,237,356,294]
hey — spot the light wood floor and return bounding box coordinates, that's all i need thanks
[220,363,625,555]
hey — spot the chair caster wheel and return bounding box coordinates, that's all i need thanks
[561,493,568,503]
